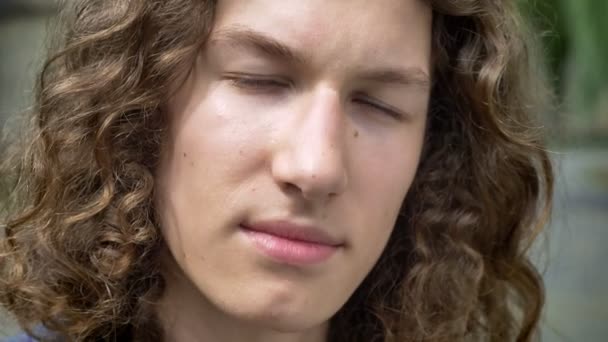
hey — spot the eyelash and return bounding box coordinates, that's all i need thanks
[226,74,402,120]
[226,74,290,91]
[352,98,402,120]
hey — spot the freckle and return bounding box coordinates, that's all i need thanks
[239,149,244,156]
[312,174,317,179]
[353,130,359,138]
[252,188,257,192]
[183,152,187,157]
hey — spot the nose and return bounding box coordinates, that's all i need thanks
[271,87,349,201]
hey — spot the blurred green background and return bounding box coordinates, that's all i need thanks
[1,1,607,341]
[520,0,608,146]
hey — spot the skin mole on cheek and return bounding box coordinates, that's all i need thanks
[353,130,359,138]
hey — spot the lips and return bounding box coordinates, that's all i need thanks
[240,220,343,246]
[240,220,343,265]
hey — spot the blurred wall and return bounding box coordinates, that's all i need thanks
[0,1,56,129]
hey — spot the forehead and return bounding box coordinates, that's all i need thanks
[212,0,433,73]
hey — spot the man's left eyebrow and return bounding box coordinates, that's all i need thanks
[209,26,308,65]
[357,68,431,89]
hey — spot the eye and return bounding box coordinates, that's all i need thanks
[352,96,403,120]
[224,73,291,93]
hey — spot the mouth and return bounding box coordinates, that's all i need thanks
[239,221,342,265]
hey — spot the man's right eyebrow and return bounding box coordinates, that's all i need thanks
[209,26,307,65]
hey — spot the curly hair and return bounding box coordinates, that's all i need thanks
[0,0,553,341]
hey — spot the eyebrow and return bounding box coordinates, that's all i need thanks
[209,26,431,89]
[357,69,431,89]
[210,26,307,64]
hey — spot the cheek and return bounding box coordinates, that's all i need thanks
[155,101,266,273]
[180,100,246,157]
[168,87,270,176]
[350,132,424,248]
[357,127,424,202]
[165,63,270,163]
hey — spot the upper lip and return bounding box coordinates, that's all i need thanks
[240,220,343,246]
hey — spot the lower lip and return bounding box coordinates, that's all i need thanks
[240,227,338,265]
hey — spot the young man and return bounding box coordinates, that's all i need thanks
[1,1,553,341]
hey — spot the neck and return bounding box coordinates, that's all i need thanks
[155,262,329,342]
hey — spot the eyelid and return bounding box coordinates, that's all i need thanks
[224,72,292,88]
[353,94,406,121]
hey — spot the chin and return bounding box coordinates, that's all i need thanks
[241,308,328,333]
[221,284,335,332]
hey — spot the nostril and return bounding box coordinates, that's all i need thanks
[281,182,302,195]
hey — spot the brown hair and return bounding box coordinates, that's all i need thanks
[1,0,553,341]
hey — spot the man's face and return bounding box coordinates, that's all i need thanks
[156,0,432,332]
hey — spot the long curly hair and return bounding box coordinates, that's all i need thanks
[0,0,554,341]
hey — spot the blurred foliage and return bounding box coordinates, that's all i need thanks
[520,0,608,144]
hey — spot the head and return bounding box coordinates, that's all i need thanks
[155,0,431,335]
[0,1,553,341]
